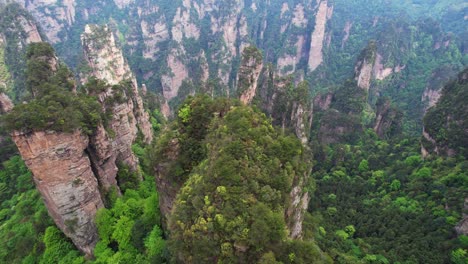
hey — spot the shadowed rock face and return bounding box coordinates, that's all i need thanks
[237,46,263,105]
[11,130,104,257]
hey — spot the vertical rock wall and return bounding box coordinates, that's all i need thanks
[11,130,104,257]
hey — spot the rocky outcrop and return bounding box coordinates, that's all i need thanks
[81,24,152,144]
[308,0,332,73]
[421,65,458,112]
[11,130,104,257]
[17,15,42,43]
[114,0,134,9]
[286,185,309,239]
[237,46,263,105]
[421,68,468,158]
[154,137,181,226]
[15,0,75,43]
[0,92,13,113]
[455,198,468,236]
[161,50,189,102]
[81,24,153,191]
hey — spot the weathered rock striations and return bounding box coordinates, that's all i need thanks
[354,42,377,91]
[11,130,104,257]
[81,24,152,191]
[237,46,263,105]
[81,24,152,143]
[0,92,13,113]
[421,68,468,158]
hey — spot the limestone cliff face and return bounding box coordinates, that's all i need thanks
[373,98,402,138]
[15,0,75,43]
[0,3,44,98]
[11,130,104,257]
[0,92,13,113]
[455,198,468,236]
[237,46,263,105]
[354,43,376,91]
[154,137,181,227]
[81,24,152,144]
[81,24,153,191]
[421,66,458,112]
[277,3,307,77]
[308,0,333,73]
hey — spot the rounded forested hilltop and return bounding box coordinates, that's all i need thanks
[160,96,330,263]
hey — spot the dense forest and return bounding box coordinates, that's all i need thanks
[0,0,467,263]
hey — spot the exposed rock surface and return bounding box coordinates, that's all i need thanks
[455,198,468,236]
[421,66,458,112]
[81,24,153,144]
[154,137,181,227]
[421,68,468,158]
[0,92,13,113]
[237,46,263,105]
[15,0,75,43]
[373,98,402,138]
[308,0,332,72]
[11,130,104,257]
[354,42,377,91]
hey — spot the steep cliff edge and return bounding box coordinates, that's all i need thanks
[11,130,103,257]
[81,24,152,144]
[81,24,153,191]
[0,92,13,113]
[308,0,333,73]
[421,68,468,158]
[0,3,44,99]
[237,46,263,105]
[163,101,328,262]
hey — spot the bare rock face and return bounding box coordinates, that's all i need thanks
[11,130,104,257]
[15,0,76,43]
[0,92,13,113]
[114,0,134,9]
[290,101,313,145]
[17,15,42,43]
[81,24,153,190]
[286,185,309,239]
[81,24,152,143]
[277,2,308,77]
[237,46,263,105]
[373,98,402,138]
[308,0,332,73]
[455,198,468,236]
[161,50,189,102]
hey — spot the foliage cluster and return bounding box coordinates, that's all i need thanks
[309,129,468,263]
